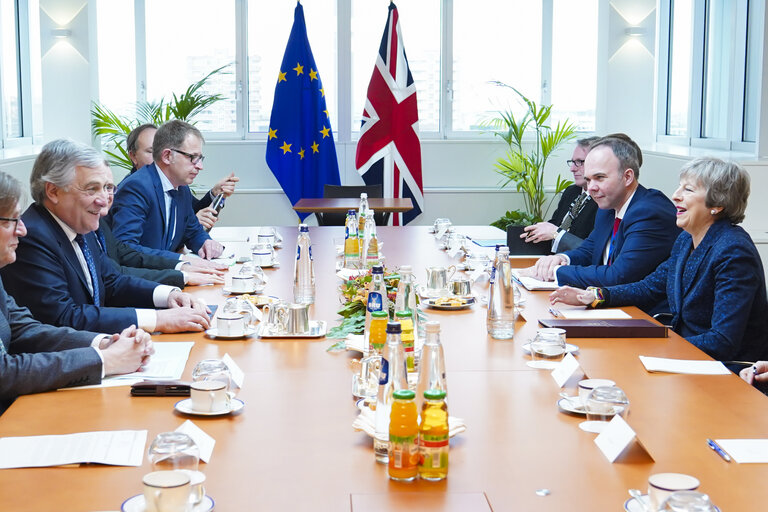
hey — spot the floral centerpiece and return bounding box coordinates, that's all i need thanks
[327,269,400,341]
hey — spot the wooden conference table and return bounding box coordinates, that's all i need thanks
[293,197,414,215]
[1,225,767,511]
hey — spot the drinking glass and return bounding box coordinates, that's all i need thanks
[661,491,716,511]
[585,385,630,422]
[529,328,567,362]
[147,432,200,472]
[192,359,235,399]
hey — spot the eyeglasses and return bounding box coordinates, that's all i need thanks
[74,184,116,197]
[0,216,20,231]
[567,159,586,167]
[171,148,205,165]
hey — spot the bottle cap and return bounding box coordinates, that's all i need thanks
[386,321,401,334]
[423,389,446,400]
[371,310,388,319]
[425,321,441,333]
[498,246,510,256]
[399,265,412,273]
[299,224,309,232]
[360,192,368,199]
[347,209,356,215]
[393,389,415,400]
[395,310,412,318]
[371,265,384,274]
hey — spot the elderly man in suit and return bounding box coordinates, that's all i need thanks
[110,120,224,260]
[0,171,153,415]
[0,139,211,334]
[522,136,679,292]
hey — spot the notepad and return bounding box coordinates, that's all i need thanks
[557,308,631,320]
[714,439,768,463]
[639,356,730,375]
[511,271,558,291]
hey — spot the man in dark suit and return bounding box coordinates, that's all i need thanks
[0,139,211,334]
[524,136,679,289]
[520,137,600,252]
[99,166,225,288]
[126,123,239,230]
[110,120,224,260]
[0,171,152,415]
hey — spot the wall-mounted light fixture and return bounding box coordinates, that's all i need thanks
[40,5,88,60]
[50,28,72,39]
[609,2,656,58]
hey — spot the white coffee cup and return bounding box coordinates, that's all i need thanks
[648,473,700,511]
[230,275,255,293]
[142,470,191,512]
[252,243,275,266]
[190,380,231,413]
[257,227,277,247]
[217,313,247,337]
[577,378,616,405]
[179,469,206,506]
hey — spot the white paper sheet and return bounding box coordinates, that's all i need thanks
[511,271,558,291]
[639,356,730,375]
[714,439,768,463]
[0,430,147,468]
[175,421,215,464]
[222,353,244,389]
[556,308,631,320]
[109,341,195,380]
[551,352,581,388]
[594,415,637,462]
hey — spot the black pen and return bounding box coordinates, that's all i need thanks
[706,438,731,462]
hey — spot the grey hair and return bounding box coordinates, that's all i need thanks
[604,132,643,168]
[577,136,600,150]
[0,171,24,216]
[679,157,750,224]
[30,139,107,204]
[589,136,641,180]
[152,120,204,163]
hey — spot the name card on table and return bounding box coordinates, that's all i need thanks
[176,421,215,463]
[222,353,245,388]
[594,415,637,462]
[551,352,581,388]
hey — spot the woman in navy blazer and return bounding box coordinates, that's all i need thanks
[551,157,768,366]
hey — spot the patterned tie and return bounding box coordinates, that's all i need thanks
[95,228,107,253]
[608,217,621,265]
[75,234,101,305]
[559,192,589,232]
[165,189,179,250]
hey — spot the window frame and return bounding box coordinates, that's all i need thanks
[0,0,36,148]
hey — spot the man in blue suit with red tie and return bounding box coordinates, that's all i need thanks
[524,136,679,292]
[109,120,224,261]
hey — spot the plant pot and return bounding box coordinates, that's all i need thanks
[505,225,552,255]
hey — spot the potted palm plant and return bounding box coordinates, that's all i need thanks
[484,83,576,254]
[91,65,229,172]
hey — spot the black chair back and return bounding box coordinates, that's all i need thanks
[316,184,390,226]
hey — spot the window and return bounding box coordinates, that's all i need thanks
[0,0,22,139]
[658,0,756,149]
[95,1,598,140]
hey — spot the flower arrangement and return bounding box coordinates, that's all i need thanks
[328,269,400,340]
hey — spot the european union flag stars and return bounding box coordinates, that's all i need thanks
[266,2,341,221]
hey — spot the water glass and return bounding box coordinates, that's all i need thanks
[147,432,200,472]
[661,491,716,511]
[584,385,629,422]
[529,328,567,362]
[192,359,234,398]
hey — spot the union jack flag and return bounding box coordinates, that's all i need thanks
[355,2,423,226]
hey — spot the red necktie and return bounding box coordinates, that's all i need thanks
[608,217,621,265]
[612,217,621,237]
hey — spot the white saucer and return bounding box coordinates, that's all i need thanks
[258,261,279,268]
[557,397,586,415]
[526,360,560,370]
[175,398,245,416]
[205,326,257,339]
[623,495,720,512]
[223,285,265,295]
[578,420,607,433]
[523,342,579,354]
[122,494,214,512]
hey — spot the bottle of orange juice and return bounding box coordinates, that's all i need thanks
[368,311,388,354]
[418,389,449,481]
[388,389,419,481]
[395,310,415,371]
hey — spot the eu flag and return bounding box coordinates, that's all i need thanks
[266,2,340,222]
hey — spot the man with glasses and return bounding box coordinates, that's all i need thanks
[0,139,212,334]
[520,137,600,252]
[109,120,224,260]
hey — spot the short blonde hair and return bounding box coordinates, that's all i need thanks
[679,157,750,224]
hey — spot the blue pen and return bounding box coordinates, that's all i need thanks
[548,307,561,318]
[706,438,731,462]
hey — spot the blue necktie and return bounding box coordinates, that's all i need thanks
[75,234,101,305]
[165,189,179,250]
[95,228,107,253]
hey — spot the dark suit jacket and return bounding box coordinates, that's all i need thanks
[99,218,185,288]
[547,184,598,252]
[0,204,157,332]
[0,279,102,414]
[109,164,210,259]
[603,221,768,363]
[192,191,213,213]
[556,185,679,289]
